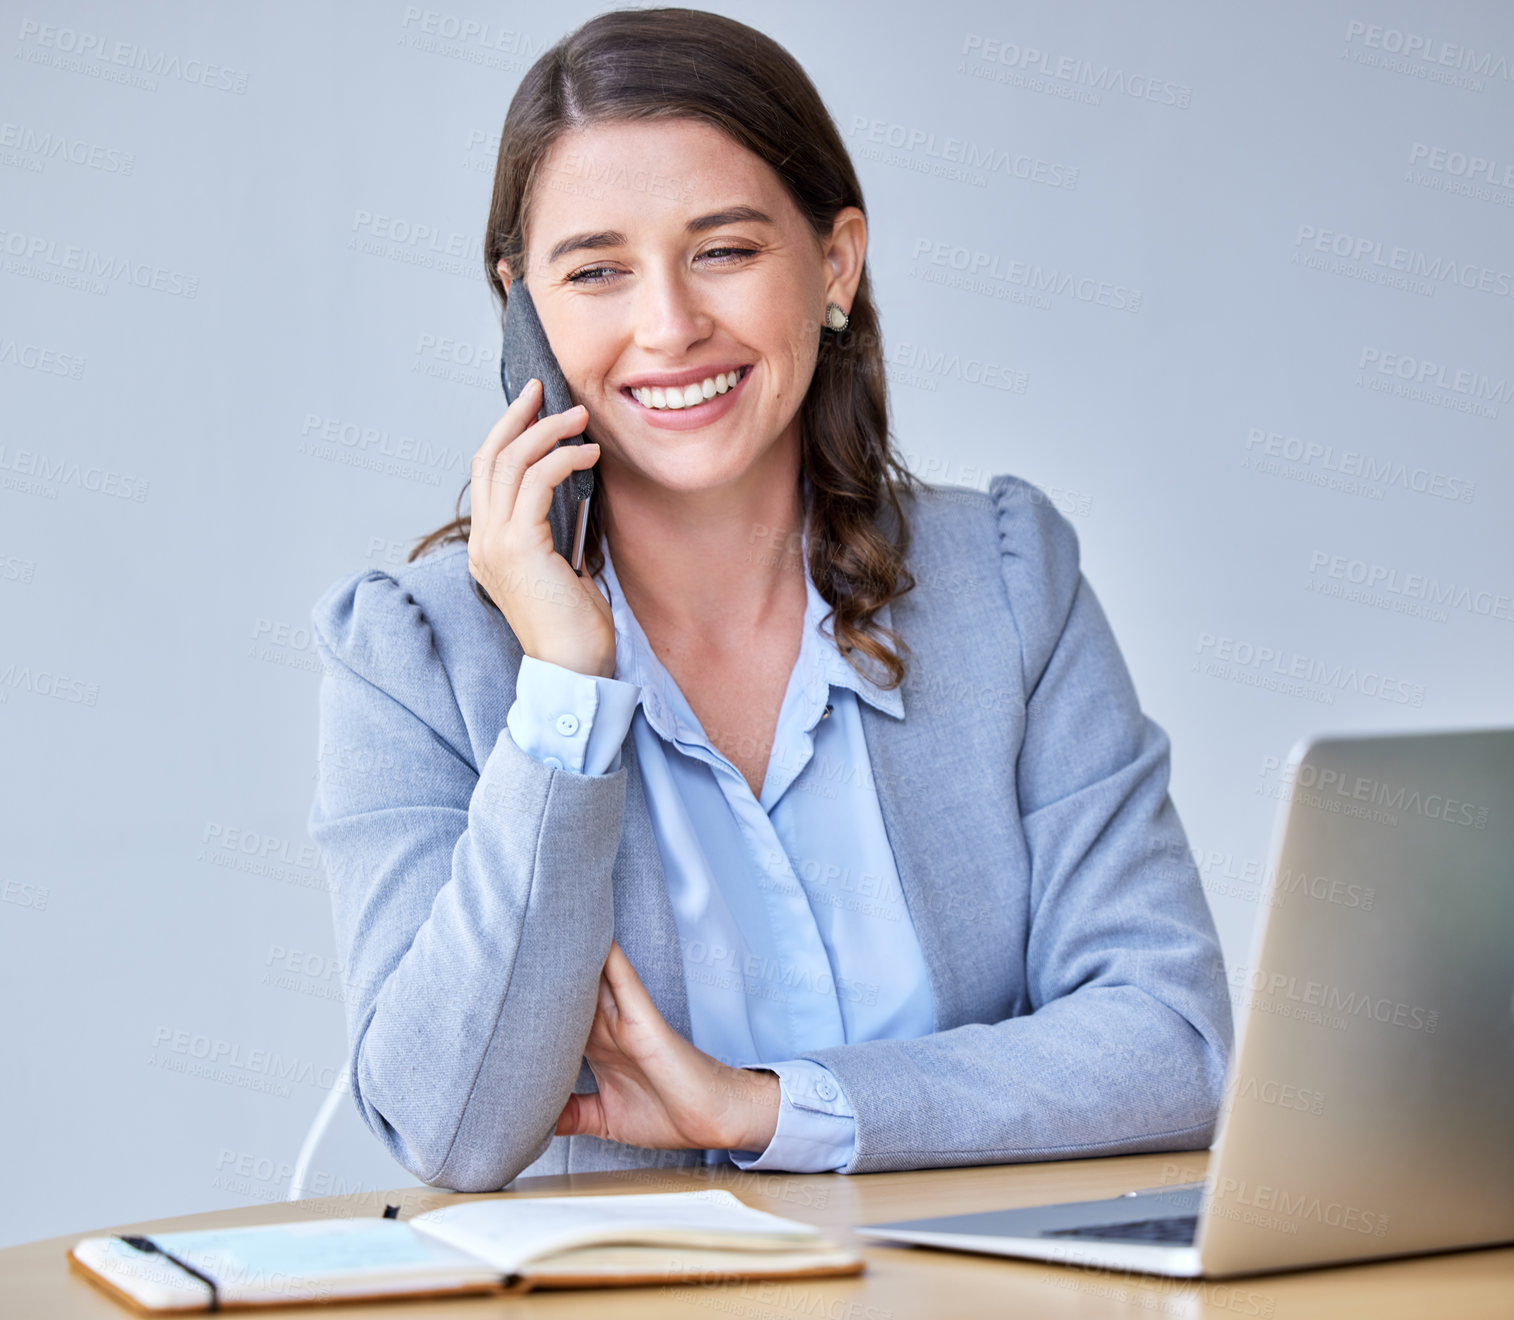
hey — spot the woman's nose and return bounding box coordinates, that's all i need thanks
[631,272,714,354]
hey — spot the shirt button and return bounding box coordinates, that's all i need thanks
[543,755,564,770]
[815,1080,838,1102]
[555,713,580,736]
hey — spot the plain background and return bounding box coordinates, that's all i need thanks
[2,0,1510,1248]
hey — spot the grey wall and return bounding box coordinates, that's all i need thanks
[2,0,1509,1248]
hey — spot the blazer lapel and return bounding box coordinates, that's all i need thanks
[610,734,694,1041]
[858,694,977,1034]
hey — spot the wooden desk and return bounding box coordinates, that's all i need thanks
[4,1152,1511,1317]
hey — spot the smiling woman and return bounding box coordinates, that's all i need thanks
[307,6,1233,1193]
[420,17,912,692]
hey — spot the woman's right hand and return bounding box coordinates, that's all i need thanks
[468,378,616,678]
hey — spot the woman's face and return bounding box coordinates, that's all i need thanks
[501,118,865,500]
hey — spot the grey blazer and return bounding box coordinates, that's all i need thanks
[308,474,1233,1191]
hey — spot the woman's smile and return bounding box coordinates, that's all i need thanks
[618,363,755,429]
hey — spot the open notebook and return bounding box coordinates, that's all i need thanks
[68,1190,864,1311]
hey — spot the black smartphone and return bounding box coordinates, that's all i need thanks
[498,280,594,573]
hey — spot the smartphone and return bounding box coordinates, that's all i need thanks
[498,280,594,573]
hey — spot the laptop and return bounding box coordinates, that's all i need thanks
[854,728,1514,1278]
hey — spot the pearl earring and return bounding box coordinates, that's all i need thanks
[824,302,850,332]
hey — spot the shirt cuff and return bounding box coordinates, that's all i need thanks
[727,1060,856,1174]
[504,654,641,776]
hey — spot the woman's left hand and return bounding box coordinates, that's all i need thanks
[554,941,781,1153]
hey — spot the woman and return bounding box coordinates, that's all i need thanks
[308,7,1231,1192]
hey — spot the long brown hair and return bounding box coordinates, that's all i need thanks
[409,6,921,688]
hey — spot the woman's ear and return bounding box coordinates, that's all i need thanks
[495,257,513,292]
[822,206,866,311]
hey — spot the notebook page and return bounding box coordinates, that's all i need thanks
[412,1190,824,1273]
[73,1219,503,1308]
[523,1242,864,1280]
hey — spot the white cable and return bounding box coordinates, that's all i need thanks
[288,1059,351,1201]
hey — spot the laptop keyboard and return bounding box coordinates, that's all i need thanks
[1041,1215,1199,1245]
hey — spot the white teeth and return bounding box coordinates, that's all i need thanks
[632,368,744,410]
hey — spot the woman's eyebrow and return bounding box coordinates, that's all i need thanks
[544,205,775,267]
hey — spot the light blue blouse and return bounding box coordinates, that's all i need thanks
[503,521,936,1172]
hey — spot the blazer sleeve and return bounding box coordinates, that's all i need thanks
[797,476,1234,1173]
[306,567,626,1191]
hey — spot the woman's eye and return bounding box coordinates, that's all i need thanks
[565,248,757,285]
